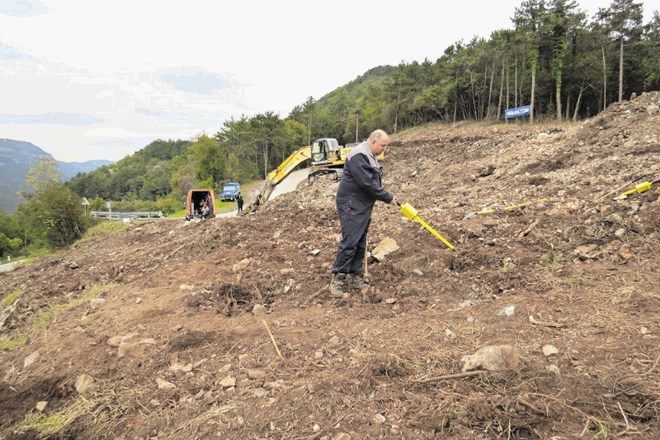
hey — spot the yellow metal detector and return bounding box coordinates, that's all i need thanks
[399,202,455,250]
[621,180,653,196]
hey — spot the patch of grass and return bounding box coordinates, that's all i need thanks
[1,290,27,351]
[21,414,64,436]
[31,283,114,334]
[75,221,128,245]
[0,335,28,351]
[2,290,21,308]
[86,221,127,236]
[14,248,50,267]
[169,208,186,218]
[566,276,594,289]
[219,200,240,211]
[453,406,468,418]
[19,396,98,437]
[540,250,562,270]
[583,417,609,438]
[540,250,556,265]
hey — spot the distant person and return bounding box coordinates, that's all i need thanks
[330,129,397,298]
[236,194,244,213]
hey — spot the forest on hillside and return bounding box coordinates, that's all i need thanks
[1,0,659,258]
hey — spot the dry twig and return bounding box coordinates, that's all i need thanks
[164,243,187,261]
[262,319,284,360]
[307,286,327,302]
[412,370,487,383]
[617,401,630,430]
[528,314,566,328]
[517,396,546,415]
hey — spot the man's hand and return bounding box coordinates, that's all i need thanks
[390,196,398,206]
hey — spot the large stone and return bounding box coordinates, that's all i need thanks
[117,342,143,358]
[108,333,138,347]
[156,378,176,390]
[371,237,400,261]
[107,336,123,347]
[461,345,521,372]
[246,369,266,380]
[219,375,236,388]
[75,374,95,395]
[232,258,252,273]
[574,244,600,260]
[617,244,635,261]
[498,305,516,317]
[23,351,40,369]
[542,344,559,356]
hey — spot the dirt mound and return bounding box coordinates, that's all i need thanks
[1,92,659,439]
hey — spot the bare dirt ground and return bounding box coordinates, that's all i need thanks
[1,92,659,440]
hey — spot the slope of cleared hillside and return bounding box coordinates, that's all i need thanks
[1,92,658,439]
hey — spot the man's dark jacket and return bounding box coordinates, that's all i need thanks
[336,142,393,211]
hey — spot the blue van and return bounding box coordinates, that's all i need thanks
[221,182,240,201]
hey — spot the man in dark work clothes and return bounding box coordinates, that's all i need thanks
[330,129,397,298]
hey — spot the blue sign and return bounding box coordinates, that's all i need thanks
[505,105,531,120]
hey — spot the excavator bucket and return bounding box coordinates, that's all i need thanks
[399,202,455,250]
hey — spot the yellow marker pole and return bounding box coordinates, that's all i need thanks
[621,181,652,196]
[400,202,455,250]
[413,216,456,250]
[503,198,548,212]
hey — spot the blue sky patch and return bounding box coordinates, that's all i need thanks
[0,42,29,60]
[161,72,229,95]
[0,0,48,17]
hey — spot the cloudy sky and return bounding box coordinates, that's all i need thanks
[1,0,656,162]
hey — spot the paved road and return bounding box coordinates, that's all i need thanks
[216,209,238,218]
[0,261,17,273]
[268,168,309,200]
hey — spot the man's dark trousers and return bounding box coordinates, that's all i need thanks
[332,195,373,275]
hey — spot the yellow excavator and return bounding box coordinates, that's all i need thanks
[308,138,355,180]
[241,138,373,215]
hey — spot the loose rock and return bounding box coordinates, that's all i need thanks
[462,345,521,372]
[156,378,176,390]
[75,374,95,394]
[542,344,559,356]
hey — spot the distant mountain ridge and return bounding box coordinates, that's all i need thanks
[0,138,112,212]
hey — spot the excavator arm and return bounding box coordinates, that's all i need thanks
[241,146,311,215]
[267,146,312,186]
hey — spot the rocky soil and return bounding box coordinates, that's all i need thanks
[1,91,659,439]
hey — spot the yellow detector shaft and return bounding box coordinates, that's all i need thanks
[621,181,652,196]
[399,202,455,250]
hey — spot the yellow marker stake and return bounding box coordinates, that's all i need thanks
[400,202,455,250]
[621,181,652,196]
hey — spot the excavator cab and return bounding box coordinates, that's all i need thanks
[311,138,340,164]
